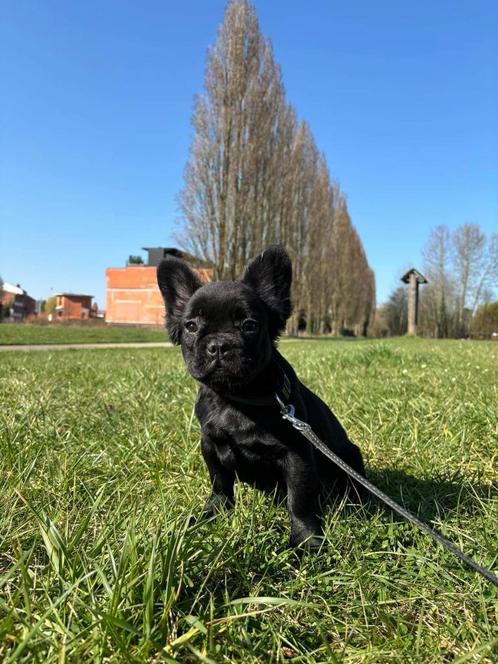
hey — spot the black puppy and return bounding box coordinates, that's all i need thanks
[157,246,366,547]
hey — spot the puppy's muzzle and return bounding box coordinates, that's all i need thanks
[206,340,232,358]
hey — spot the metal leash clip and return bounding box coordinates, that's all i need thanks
[275,394,311,431]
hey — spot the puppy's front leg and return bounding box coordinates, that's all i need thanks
[285,453,323,548]
[200,435,235,518]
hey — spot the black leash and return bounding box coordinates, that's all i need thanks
[276,394,498,589]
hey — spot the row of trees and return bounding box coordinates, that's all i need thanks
[178,0,375,335]
[379,222,497,338]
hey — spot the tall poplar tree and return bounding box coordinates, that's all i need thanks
[178,0,375,335]
[179,0,285,279]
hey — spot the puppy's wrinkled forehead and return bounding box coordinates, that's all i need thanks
[186,281,264,321]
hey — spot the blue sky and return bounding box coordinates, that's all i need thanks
[1,0,497,308]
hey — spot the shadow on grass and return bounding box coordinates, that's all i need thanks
[364,467,495,521]
[171,471,496,630]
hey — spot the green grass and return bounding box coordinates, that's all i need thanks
[0,323,167,345]
[1,338,497,663]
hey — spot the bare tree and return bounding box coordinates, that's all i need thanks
[420,225,455,337]
[452,223,486,333]
[417,222,497,337]
[453,225,498,320]
[178,0,375,335]
[327,197,373,333]
[383,287,408,336]
[179,0,285,279]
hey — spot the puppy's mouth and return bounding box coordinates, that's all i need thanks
[190,354,255,388]
[205,356,251,376]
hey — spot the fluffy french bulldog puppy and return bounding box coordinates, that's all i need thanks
[157,246,366,547]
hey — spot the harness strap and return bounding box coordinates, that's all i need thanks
[276,395,498,589]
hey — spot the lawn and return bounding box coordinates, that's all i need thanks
[0,323,167,345]
[1,338,497,663]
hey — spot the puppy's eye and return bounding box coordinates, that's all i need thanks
[241,319,258,333]
[185,321,199,333]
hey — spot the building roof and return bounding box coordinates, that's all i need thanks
[3,282,24,295]
[54,293,94,298]
[142,247,213,268]
[400,268,428,284]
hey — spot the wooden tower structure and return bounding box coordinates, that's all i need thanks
[401,268,428,336]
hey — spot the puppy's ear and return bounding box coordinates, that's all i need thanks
[241,245,292,337]
[157,257,202,344]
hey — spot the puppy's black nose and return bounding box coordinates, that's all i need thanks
[207,340,230,356]
[207,341,218,356]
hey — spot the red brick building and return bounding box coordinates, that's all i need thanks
[105,248,211,326]
[53,293,94,321]
[0,283,36,321]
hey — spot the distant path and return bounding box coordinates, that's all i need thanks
[0,342,173,352]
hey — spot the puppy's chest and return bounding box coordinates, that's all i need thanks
[201,406,286,466]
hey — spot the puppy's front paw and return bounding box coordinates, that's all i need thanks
[201,493,234,519]
[289,531,324,551]
[304,535,324,551]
